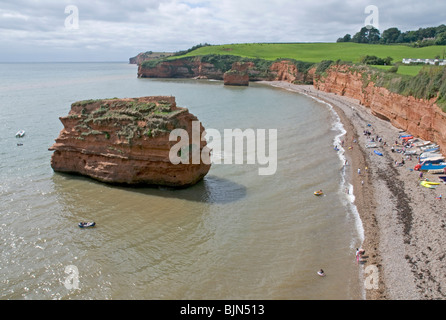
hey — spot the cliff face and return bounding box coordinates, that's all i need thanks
[314,65,446,152]
[138,58,224,79]
[49,96,211,187]
[138,57,313,83]
[269,60,314,83]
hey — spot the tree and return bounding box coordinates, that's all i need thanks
[435,32,446,45]
[384,56,393,65]
[359,55,392,65]
[368,27,381,43]
[352,27,381,44]
[381,27,401,44]
[337,34,352,43]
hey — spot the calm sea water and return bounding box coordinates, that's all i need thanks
[0,62,364,299]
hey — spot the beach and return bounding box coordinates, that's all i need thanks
[262,81,446,300]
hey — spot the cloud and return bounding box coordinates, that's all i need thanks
[0,0,445,61]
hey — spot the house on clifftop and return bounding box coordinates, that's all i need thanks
[402,58,446,66]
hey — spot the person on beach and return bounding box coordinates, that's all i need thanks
[358,168,361,175]
[356,248,365,263]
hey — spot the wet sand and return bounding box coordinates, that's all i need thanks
[261,81,446,300]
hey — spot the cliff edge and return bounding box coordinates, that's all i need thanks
[49,96,211,187]
[314,64,446,153]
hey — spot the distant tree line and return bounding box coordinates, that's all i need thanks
[172,43,212,56]
[337,24,446,47]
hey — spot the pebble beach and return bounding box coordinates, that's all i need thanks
[263,81,446,300]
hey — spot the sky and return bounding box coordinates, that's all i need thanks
[0,0,445,62]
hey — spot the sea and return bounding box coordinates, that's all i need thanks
[0,62,364,300]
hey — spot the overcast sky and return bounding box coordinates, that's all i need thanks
[1,0,445,62]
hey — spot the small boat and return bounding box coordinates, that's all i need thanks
[420,181,440,189]
[428,169,445,174]
[317,270,326,277]
[420,164,446,171]
[423,147,440,153]
[78,222,96,228]
[15,130,25,138]
[374,150,383,156]
[314,190,323,196]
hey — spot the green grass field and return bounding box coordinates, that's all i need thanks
[162,42,446,109]
[174,42,446,77]
[372,65,425,76]
[178,42,446,63]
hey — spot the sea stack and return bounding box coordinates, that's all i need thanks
[49,96,211,187]
[223,62,251,86]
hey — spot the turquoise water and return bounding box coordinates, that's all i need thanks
[0,63,363,299]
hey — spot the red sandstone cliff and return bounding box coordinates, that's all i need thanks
[138,57,313,83]
[49,96,211,187]
[269,60,314,83]
[223,62,251,86]
[138,58,224,79]
[314,64,446,153]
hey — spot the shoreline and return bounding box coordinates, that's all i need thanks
[260,81,446,300]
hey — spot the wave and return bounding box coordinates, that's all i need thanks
[296,90,366,300]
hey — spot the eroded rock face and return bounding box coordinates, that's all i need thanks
[314,65,446,153]
[269,60,314,83]
[223,62,251,86]
[138,57,313,84]
[49,96,211,187]
[138,58,224,79]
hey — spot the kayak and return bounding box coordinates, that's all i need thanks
[420,181,440,188]
[374,150,383,156]
[78,222,96,228]
[424,181,440,185]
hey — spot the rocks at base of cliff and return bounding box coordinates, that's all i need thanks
[49,96,211,188]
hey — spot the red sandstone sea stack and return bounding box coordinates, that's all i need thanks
[223,62,251,86]
[49,96,211,187]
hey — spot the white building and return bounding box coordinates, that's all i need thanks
[402,58,446,66]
